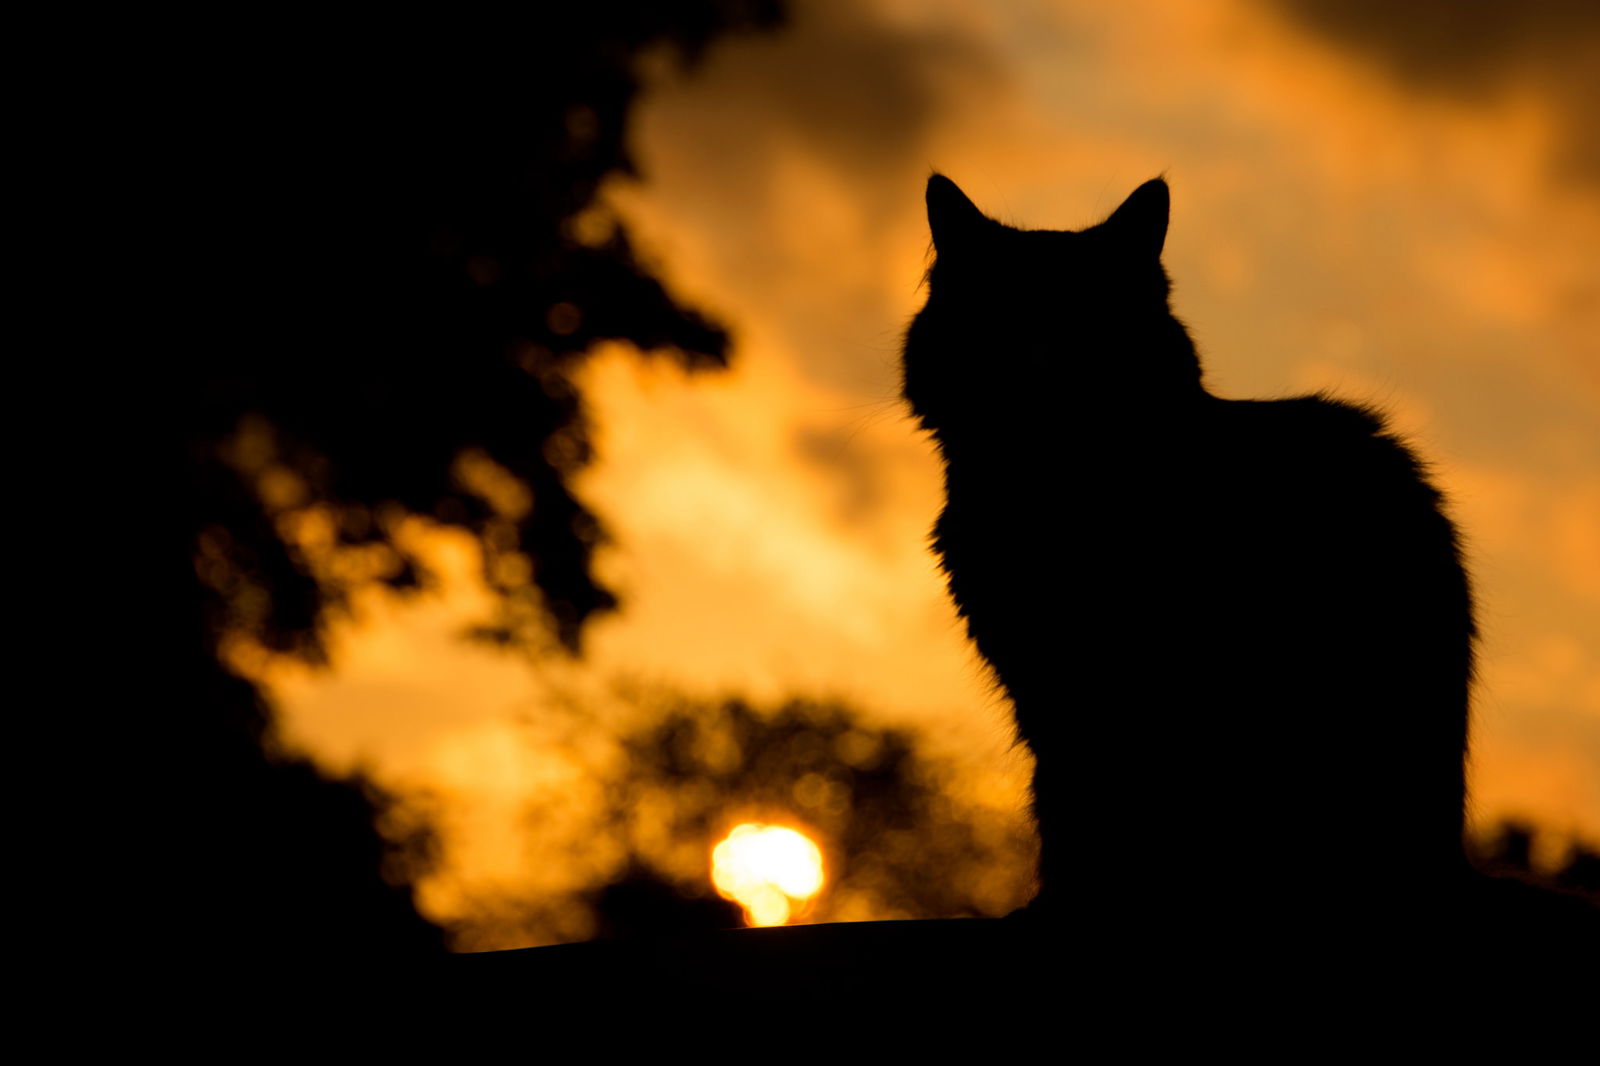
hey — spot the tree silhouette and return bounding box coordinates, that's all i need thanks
[1470,820,1600,902]
[162,6,784,962]
[441,695,1034,949]
[605,698,1033,926]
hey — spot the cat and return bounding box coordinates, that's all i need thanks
[901,174,1477,961]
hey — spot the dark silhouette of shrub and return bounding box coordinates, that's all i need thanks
[438,694,1033,949]
[161,5,785,965]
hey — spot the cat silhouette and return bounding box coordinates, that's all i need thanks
[448,178,1594,1020]
[902,175,1476,963]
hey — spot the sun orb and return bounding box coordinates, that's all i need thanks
[711,823,825,927]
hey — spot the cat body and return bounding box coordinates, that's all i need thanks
[903,176,1474,955]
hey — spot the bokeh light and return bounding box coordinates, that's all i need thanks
[712,823,825,926]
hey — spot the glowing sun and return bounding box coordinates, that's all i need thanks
[711,823,825,926]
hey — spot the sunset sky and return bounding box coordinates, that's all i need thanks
[254,0,1598,946]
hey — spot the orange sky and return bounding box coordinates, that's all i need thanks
[257,0,1599,944]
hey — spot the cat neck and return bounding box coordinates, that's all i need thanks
[931,381,1217,465]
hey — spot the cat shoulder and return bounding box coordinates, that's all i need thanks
[1280,392,1389,439]
[1255,392,1417,461]
[1229,391,1444,510]
[1291,392,1454,520]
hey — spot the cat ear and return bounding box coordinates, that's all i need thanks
[1104,178,1169,257]
[926,174,990,251]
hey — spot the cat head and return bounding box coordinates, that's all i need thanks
[903,175,1202,440]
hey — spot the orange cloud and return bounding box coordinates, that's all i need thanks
[265,0,1600,945]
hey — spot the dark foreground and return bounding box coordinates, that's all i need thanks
[148,877,1593,1049]
[446,875,1598,1017]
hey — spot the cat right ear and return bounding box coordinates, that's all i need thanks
[1103,178,1169,257]
[927,174,990,252]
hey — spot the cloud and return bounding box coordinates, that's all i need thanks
[1263,0,1600,185]
[617,0,1014,397]
[638,0,1007,190]
[267,2,1600,934]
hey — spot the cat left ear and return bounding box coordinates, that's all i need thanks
[1104,178,1169,257]
[927,174,991,252]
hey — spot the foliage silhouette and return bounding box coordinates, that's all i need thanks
[1470,820,1600,901]
[604,698,1033,924]
[441,695,1033,950]
[587,866,746,942]
[167,5,784,962]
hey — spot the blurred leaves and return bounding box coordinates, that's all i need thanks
[611,698,1034,923]
[1468,819,1600,900]
[186,5,785,662]
[440,693,1036,950]
[166,5,784,957]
